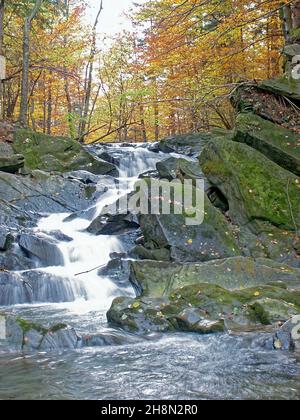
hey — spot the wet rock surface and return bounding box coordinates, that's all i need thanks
[0,313,81,351]
[266,315,300,352]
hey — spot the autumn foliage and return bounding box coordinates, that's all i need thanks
[0,0,292,142]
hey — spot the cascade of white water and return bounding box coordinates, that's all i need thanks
[32,145,163,313]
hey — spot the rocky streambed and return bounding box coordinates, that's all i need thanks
[1,70,300,399]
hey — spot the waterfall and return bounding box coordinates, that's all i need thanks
[2,145,162,312]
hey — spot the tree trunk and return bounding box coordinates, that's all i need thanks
[292,1,300,32]
[19,0,43,127]
[47,76,52,135]
[139,104,147,142]
[281,4,293,44]
[0,0,4,56]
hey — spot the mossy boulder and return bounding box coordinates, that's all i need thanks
[13,129,117,175]
[107,283,300,334]
[0,313,79,351]
[260,76,300,102]
[200,138,300,232]
[233,113,300,176]
[129,257,300,298]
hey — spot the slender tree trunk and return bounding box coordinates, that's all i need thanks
[0,0,4,55]
[29,99,37,131]
[154,103,159,141]
[139,104,147,142]
[281,4,293,44]
[292,1,300,32]
[19,0,43,127]
[47,74,52,135]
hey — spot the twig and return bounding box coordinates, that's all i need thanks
[74,264,106,277]
[283,96,300,115]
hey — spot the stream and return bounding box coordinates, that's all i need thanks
[1,144,300,400]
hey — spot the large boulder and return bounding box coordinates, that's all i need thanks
[129,257,300,298]
[0,154,24,174]
[200,138,300,232]
[268,315,300,352]
[233,113,300,176]
[139,203,241,263]
[156,156,205,181]
[107,282,300,334]
[18,233,64,267]
[87,212,139,236]
[13,129,117,175]
[260,76,300,102]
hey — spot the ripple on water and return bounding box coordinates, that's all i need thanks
[0,333,300,400]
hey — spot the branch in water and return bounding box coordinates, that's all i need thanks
[74,264,106,277]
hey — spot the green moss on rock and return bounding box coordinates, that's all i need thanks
[107,282,300,334]
[13,129,116,175]
[129,257,300,298]
[234,113,300,176]
[200,137,300,232]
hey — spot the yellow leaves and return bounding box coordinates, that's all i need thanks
[187,239,193,245]
[254,291,260,297]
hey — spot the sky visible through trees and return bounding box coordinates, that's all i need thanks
[0,1,294,143]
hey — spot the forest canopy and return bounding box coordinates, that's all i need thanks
[0,0,298,143]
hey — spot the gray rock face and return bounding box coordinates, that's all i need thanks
[157,133,212,156]
[138,200,241,263]
[0,227,12,251]
[98,258,131,289]
[268,315,300,352]
[19,233,64,267]
[0,170,102,230]
[0,154,25,174]
[87,212,140,236]
[156,156,205,181]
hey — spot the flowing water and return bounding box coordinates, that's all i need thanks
[1,144,300,400]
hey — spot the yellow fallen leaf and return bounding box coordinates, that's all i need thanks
[254,291,260,297]
[131,301,141,309]
[274,339,282,350]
